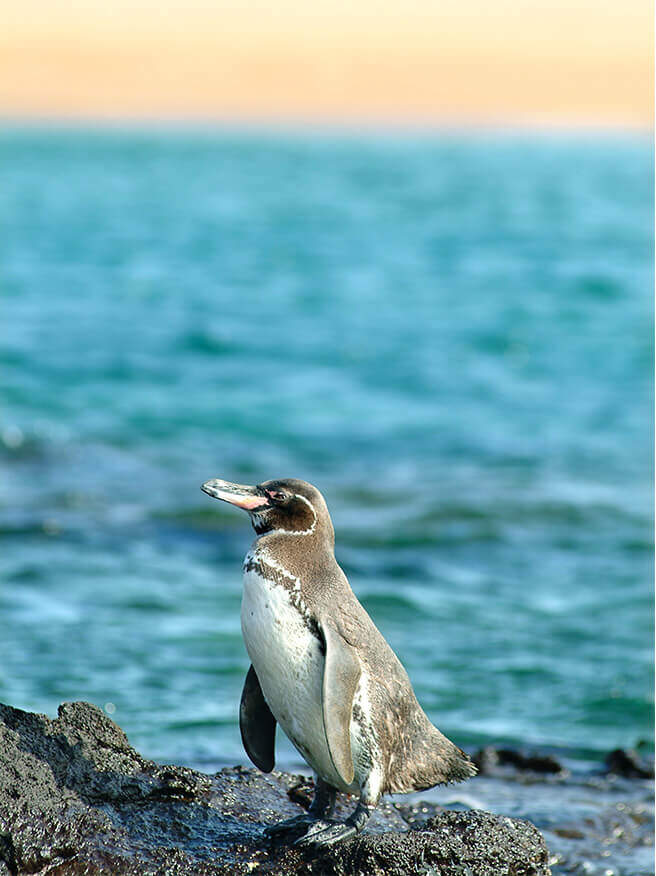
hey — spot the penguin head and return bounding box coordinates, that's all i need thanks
[201,476,333,540]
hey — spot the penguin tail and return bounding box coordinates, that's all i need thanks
[446,743,478,783]
[388,727,477,794]
[422,734,477,790]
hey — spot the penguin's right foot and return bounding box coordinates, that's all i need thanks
[294,800,373,848]
[293,818,354,847]
[263,777,337,840]
[262,813,320,839]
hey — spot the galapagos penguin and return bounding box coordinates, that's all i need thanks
[201,476,476,847]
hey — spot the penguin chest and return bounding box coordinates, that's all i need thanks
[240,564,341,785]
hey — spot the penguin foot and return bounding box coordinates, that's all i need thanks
[263,778,338,842]
[294,819,357,848]
[263,814,318,839]
[295,799,373,847]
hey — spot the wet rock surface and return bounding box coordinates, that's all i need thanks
[420,749,654,876]
[0,701,551,875]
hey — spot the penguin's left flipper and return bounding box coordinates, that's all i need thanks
[240,664,276,772]
[321,618,361,787]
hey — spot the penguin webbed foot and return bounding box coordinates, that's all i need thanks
[263,778,336,841]
[294,800,373,848]
[263,813,320,839]
[293,819,356,847]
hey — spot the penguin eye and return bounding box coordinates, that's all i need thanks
[267,490,287,503]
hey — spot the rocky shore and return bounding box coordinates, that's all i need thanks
[0,701,552,875]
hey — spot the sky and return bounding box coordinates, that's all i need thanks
[1,0,652,127]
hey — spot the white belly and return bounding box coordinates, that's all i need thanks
[241,564,358,792]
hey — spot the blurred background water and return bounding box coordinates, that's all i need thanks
[0,127,652,771]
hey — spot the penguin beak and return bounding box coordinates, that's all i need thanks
[201,478,270,512]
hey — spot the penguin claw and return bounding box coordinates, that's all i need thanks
[294,820,357,848]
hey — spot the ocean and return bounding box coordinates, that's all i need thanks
[1,127,652,779]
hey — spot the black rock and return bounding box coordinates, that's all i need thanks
[473,746,566,776]
[604,748,655,779]
[0,701,551,875]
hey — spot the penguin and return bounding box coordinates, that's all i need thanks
[201,476,476,847]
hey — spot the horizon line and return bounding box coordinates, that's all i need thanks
[1,113,652,136]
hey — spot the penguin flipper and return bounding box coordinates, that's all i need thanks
[239,664,276,772]
[321,619,361,786]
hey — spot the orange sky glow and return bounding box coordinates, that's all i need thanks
[1,0,652,127]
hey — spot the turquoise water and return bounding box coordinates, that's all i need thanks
[1,127,652,770]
